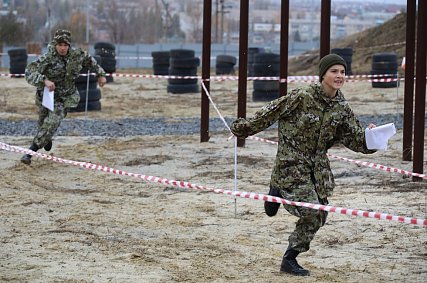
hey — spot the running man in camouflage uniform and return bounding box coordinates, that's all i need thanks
[231,54,376,276]
[21,29,106,165]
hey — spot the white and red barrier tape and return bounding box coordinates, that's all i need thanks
[0,72,409,83]
[0,141,425,226]
[246,136,427,179]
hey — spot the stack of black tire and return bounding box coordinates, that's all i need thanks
[215,55,237,75]
[331,48,353,75]
[94,42,116,83]
[8,48,27,77]
[248,47,265,77]
[371,52,399,88]
[167,49,200,94]
[152,51,170,75]
[252,53,280,102]
[69,56,102,113]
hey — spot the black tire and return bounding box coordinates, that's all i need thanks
[168,78,198,85]
[253,80,279,91]
[252,90,279,102]
[75,70,98,84]
[152,51,170,59]
[254,53,280,64]
[170,49,195,58]
[248,47,264,76]
[99,57,116,72]
[170,57,200,69]
[95,49,116,58]
[216,55,237,65]
[75,81,98,90]
[372,53,397,62]
[216,61,236,68]
[153,57,170,65]
[106,76,114,83]
[216,66,234,75]
[372,61,398,70]
[94,42,115,51]
[167,83,199,94]
[8,48,27,56]
[371,52,399,88]
[9,65,26,75]
[9,48,27,75]
[371,69,399,88]
[153,62,170,68]
[78,88,102,102]
[152,51,170,75]
[372,81,399,88]
[153,66,169,75]
[331,47,353,56]
[168,66,198,84]
[168,67,198,76]
[10,54,28,62]
[253,63,280,76]
[9,61,27,69]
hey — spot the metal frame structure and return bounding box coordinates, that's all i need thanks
[200,0,425,179]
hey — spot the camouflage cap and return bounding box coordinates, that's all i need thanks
[53,29,71,45]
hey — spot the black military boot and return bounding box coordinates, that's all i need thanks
[280,246,310,276]
[264,187,281,217]
[20,143,39,165]
[44,140,52,151]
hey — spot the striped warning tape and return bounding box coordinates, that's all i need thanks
[0,72,409,83]
[0,141,425,226]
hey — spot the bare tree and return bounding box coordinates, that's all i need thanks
[103,0,127,44]
[186,1,203,42]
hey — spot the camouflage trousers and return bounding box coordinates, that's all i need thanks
[33,97,68,148]
[278,173,328,253]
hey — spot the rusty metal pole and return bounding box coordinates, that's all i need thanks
[200,0,212,143]
[412,0,426,181]
[402,0,416,161]
[320,0,331,58]
[279,0,289,96]
[237,0,249,147]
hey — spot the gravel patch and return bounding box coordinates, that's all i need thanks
[0,113,419,137]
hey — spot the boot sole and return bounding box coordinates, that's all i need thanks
[20,158,31,165]
[264,201,280,217]
[280,269,310,276]
[44,141,52,151]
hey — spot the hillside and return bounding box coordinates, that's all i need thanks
[288,12,407,76]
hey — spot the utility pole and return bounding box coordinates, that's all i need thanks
[219,0,231,44]
[160,0,173,43]
[215,0,219,43]
[45,0,51,42]
[86,0,90,43]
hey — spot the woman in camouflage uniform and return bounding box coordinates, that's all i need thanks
[230,54,376,276]
[21,29,106,165]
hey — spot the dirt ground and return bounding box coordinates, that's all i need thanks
[0,75,426,282]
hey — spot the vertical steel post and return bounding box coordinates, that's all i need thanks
[320,0,331,58]
[200,0,212,142]
[279,0,289,96]
[237,0,249,147]
[412,0,426,181]
[402,0,416,161]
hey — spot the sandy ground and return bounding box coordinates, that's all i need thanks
[0,75,426,283]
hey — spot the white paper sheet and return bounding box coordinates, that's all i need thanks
[42,87,54,111]
[365,123,396,150]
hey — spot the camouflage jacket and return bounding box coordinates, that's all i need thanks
[231,82,376,198]
[25,43,106,108]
